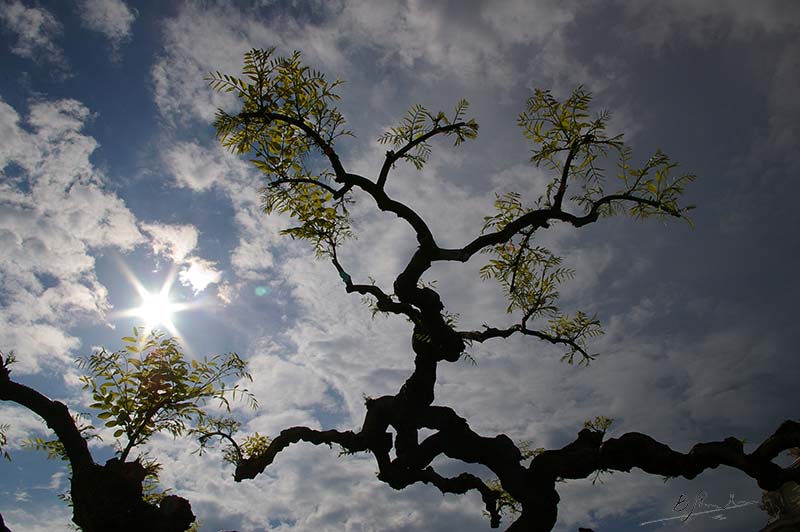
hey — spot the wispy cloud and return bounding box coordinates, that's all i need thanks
[76,0,137,59]
[0,0,68,74]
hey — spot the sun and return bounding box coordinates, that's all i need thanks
[135,290,179,330]
[113,260,197,337]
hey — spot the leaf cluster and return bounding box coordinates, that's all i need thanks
[479,234,572,318]
[519,87,622,206]
[485,478,522,518]
[605,147,696,222]
[209,48,349,161]
[193,417,271,468]
[377,99,478,170]
[480,209,602,362]
[78,329,256,461]
[267,182,353,258]
[209,48,354,257]
[480,195,576,326]
[582,415,613,433]
[517,86,694,221]
[548,311,603,365]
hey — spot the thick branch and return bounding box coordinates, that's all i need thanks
[378,464,502,528]
[0,354,93,471]
[234,426,369,481]
[415,406,528,497]
[531,421,800,492]
[438,208,556,263]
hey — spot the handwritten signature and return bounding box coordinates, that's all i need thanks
[640,491,759,526]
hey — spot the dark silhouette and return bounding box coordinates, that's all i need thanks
[0,353,194,531]
[0,511,11,532]
[209,49,800,531]
[0,48,797,532]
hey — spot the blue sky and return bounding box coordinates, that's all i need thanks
[0,1,798,531]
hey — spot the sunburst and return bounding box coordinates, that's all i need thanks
[112,260,199,337]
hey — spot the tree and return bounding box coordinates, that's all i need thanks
[1,47,799,532]
[205,48,800,531]
[0,331,254,532]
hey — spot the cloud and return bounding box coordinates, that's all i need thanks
[0,404,50,449]
[179,257,223,294]
[620,0,800,50]
[161,140,286,283]
[151,4,273,124]
[162,141,251,192]
[150,1,589,125]
[0,0,67,72]
[133,4,800,531]
[141,222,199,263]
[0,96,144,372]
[1,502,71,532]
[140,222,225,295]
[77,0,137,51]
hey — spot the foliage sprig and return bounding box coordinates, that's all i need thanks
[78,328,256,462]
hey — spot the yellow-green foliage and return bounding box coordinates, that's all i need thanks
[208,48,353,258]
[79,329,255,461]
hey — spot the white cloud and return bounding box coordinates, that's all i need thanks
[2,502,71,532]
[141,222,198,263]
[151,5,274,124]
[179,257,223,294]
[0,404,50,449]
[162,141,251,192]
[77,0,137,49]
[0,96,144,372]
[132,4,800,531]
[150,1,588,125]
[0,0,67,71]
[140,222,226,294]
[161,140,285,283]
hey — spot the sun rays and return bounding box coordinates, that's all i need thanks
[112,259,201,338]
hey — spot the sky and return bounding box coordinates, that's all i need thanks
[0,1,798,531]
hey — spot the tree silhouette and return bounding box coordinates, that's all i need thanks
[0,332,253,532]
[206,48,800,531]
[1,47,799,532]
